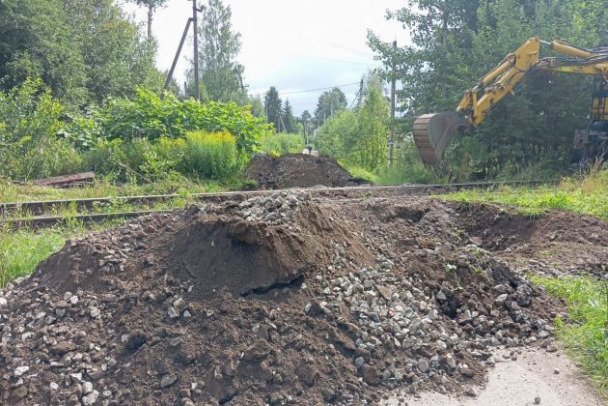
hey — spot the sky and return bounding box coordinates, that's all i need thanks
[120,0,409,116]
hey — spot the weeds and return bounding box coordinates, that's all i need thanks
[532,275,608,390]
[0,228,65,286]
[444,170,608,219]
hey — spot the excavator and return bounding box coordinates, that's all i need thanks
[413,37,608,166]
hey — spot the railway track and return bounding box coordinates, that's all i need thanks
[0,179,558,230]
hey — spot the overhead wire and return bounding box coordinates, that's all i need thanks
[281,82,361,95]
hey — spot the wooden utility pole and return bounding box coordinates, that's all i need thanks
[192,0,201,101]
[357,79,364,108]
[389,40,397,170]
[163,18,193,94]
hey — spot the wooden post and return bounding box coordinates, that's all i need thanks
[389,40,397,170]
[193,0,201,101]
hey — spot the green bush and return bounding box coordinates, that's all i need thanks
[0,79,82,180]
[259,133,305,155]
[177,131,241,181]
[93,88,270,156]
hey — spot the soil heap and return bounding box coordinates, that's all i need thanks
[245,154,369,189]
[1,193,607,406]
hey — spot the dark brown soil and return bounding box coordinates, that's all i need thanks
[245,154,370,189]
[1,194,607,406]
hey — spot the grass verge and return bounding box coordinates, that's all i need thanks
[531,275,608,390]
[0,228,65,286]
[444,169,608,219]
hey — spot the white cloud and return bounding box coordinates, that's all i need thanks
[121,0,409,115]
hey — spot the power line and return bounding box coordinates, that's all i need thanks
[282,82,360,95]
[283,53,374,66]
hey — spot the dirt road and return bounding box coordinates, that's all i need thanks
[386,349,605,406]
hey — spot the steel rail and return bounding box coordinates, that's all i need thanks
[0,179,559,230]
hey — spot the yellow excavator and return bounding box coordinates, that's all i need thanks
[413,37,608,166]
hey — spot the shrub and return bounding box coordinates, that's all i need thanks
[93,88,270,156]
[177,131,241,181]
[0,79,82,180]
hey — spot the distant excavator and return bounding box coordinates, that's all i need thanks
[413,37,608,166]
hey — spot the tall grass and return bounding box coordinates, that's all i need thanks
[444,167,608,218]
[178,130,242,182]
[532,275,608,390]
[0,228,65,286]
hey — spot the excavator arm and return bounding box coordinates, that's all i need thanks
[413,37,608,166]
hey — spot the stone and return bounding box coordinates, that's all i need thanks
[553,368,560,375]
[494,294,508,305]
[83,381,93,395]
[168,307,179,319]
[417,358,430,373]
[534,396,541,404]
[361,365,380,386]
[14,366,29,377]
[82,390,100,406]
[355,357,365,369]
[160,375,178,389]
[89,307,101,318]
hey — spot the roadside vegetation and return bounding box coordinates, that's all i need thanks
[444,167,608,219]
[531,275,608,390]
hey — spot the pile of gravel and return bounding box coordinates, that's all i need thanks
[0,193,568,405]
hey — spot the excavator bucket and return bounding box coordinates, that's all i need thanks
[413,112,470,166]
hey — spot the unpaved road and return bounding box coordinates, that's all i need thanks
[386,349,606,406]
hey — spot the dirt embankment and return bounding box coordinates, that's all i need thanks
[0,194,606,405]
[245,153,370,189]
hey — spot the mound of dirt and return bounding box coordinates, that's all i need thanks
[1,193,607,405]
[246,153,369,189]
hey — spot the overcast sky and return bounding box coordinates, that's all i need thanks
[120,0,409,116]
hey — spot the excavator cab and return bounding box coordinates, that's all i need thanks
[571,81,608,164]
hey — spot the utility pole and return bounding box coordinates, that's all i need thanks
[357,79,364,108]
[389,40,397,170]
[163,18,193,95]
[192,0,202,101]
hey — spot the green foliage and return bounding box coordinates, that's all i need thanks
[532,275,608,390]
[315,88,348,126]
[0,0,160,106]
[316,82,391,173]
[264,87,282,131]
[177,131,241,181]
[258,133,304,155]
[445,167,608,218]
[93,88,269,155]
[186,0,247,104]
[0,79,82,180]
[282,100,297,133]
[0,228,64,286]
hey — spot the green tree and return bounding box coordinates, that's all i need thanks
[315,88,347,125]
[264,87,282,131]
[127,0,169,39]
[188,0,247,104]
[0,0,159,106]
[282,100,297,133]
[301,110,313,142]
